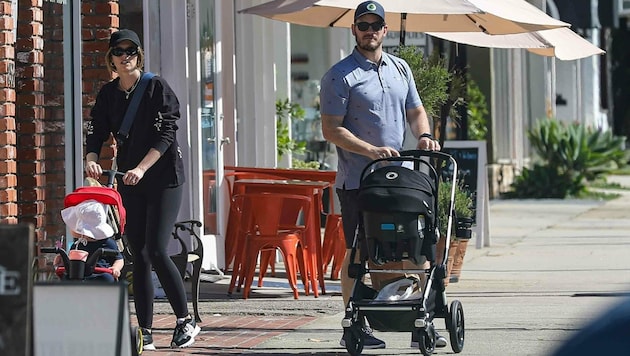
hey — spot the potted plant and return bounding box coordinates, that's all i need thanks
[435,178,474,285]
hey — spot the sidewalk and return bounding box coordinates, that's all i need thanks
[142,176,630,355]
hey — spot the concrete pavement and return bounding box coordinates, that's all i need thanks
[143,176,630,355]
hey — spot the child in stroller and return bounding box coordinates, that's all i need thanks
[56,199,124,282]
[341,150,466,356]
[45,170,127,282]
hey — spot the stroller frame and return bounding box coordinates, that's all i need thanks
[40,170,143,355]
[341,150,466,356]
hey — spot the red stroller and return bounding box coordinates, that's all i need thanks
[40,170,143,355]
[43,170,126,280]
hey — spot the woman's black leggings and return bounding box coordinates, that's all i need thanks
[122,184,187,329]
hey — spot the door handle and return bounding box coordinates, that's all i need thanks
[206,137,231,145]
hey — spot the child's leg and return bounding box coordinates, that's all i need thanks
[85,273,115,283]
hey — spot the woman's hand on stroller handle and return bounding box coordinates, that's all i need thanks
[84,162,125,188]
[85,159,102,179]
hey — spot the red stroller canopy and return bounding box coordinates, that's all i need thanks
[64,187,126,234]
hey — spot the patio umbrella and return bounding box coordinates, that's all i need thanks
[427,27,604,60]
[238,0,569,35]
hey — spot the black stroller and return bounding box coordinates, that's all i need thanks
[341,150,466,356]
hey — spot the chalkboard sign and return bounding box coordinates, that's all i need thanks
[442,141,490,248]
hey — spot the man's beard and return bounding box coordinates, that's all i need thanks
[356,36,383,52]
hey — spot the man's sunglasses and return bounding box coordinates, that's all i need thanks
[111,47,139,57]
[355,21,385,32]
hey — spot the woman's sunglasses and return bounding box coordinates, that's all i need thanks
[355,21,385,32]
[111,47,138,57]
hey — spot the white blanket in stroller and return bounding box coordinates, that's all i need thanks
[373,277,422,301]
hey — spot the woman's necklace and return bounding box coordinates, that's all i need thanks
[122,75,141,99]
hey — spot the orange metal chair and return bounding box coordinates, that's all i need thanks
[227,193,311,299]
[321,213,346,280]
[223,171,284,272]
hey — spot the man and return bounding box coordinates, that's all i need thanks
[319,0,445,350]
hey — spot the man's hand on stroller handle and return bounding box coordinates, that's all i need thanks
[416,135,441,151]
[369,146,400,160]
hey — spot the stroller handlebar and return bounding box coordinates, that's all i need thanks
[101,170,124,188]
[398,149,453,161]
[85,248,119,267]
[40,246,119,280]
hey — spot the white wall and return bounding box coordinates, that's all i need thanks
[235,1,288,168]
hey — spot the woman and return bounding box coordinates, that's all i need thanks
[85,29,199,349]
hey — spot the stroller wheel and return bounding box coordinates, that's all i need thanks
[343,326,364,356]
[448,300,465,353]
[417,324,435,356]
[131,326,143,355]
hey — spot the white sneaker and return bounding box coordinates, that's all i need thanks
[170,317,201,348]
[140,327,156,351]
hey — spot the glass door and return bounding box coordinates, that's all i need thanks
[198,1,220,236]
[195,0,232,269]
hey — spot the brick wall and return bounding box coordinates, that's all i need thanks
[41,1,69,241]
[15,0,45,240]
[0,1,16,225]
[0,0,119,245]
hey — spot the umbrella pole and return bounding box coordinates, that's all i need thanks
[399,13,407,46]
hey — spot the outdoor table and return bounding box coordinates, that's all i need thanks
[224,166,336,213]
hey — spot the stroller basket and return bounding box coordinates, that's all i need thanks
[350,281,425,332]
[358,165,436,265]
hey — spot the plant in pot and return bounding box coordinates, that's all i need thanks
[435,178,474,285]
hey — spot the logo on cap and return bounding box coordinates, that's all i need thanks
[367,3,377,11]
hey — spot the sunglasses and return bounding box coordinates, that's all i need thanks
[355,21,385,32]
[111,47,139,57]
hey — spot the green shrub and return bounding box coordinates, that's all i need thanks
[466,77,489,140]
[396,46,453,120]
[276,98,306,159]
[505,164,578,198]
[291,158,320,170]
[437,179,473,236]
[507,119,629,198]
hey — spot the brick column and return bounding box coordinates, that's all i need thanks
[15,0,45,239]
[0,1,17,224]
[82,0,118,170]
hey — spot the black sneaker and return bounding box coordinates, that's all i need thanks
[140,327,156,351]
[411,330,447,348]
[339,326,386,349]
[170,317,201,348]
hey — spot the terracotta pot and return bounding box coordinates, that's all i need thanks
[435,235,459,286]
[450,238,470,283]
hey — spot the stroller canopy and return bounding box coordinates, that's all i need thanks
[64,186,126,234]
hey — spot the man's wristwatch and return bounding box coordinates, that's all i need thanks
[419,133,433,140]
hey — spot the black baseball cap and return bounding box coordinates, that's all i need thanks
[109,29,141,48]
[354,1,385,22]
